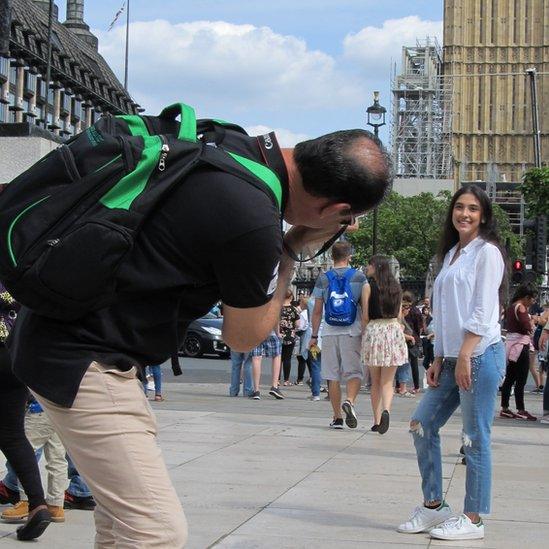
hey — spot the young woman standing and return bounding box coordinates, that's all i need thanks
[361,255,407,434]
[398,185,506,541]
[500,284,538,420]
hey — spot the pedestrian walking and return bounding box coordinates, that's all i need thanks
[0,283,51,540]
[295,296,312,385]
[499,284,538,420]
[142,364,164,401]
[361,255,407,434]
[229,351,254,397]
[539,319,549,424]
[8,121,392,546]
[310,241,367,429]
[398,185,506,541]
[1,397,67,524]
[402,292,423,392]
[280,289,300,386]
[249,332,284,400]
[64,454,96,511]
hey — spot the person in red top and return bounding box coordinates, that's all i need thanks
[500,284,538,420]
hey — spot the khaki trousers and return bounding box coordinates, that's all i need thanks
[32,361,187,548]
[20,412,67,507]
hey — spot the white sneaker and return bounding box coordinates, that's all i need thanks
[308,395,320,401]
[429,514,484,540]
[397,502,453,534]
[540,414,549,424]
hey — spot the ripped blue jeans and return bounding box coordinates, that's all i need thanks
[410,341,505,514]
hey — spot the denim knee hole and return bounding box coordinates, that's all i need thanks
[410,419,424,437]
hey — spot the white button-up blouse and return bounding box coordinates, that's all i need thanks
[432,237,504,359]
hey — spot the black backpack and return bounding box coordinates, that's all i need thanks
[0,102,283,320]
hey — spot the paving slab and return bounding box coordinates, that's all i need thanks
[0,381,547,548]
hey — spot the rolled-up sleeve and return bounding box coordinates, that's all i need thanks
[462,245,504,336]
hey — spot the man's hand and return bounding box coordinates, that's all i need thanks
[426,357,443,387]
[284,215,353,257]
[455,354,471,390]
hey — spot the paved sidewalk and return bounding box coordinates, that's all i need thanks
[0,383,547,548]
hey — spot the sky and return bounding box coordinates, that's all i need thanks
[57,1,444,145]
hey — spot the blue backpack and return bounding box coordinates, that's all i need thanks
[324,268,358,326]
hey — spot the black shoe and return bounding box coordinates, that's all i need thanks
[342,400,358,429]
[269,386,285,400]
[371,424,379,432]
[64,491,96,510]
[378,410,390,434]
[16,508,51,541]
[249,391,261,400]
[330,418,344,429]
[0,481,20,505]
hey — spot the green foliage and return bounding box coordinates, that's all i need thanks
[492,203,522,261]
[348,191,449,278]
[348,190,523,278]
[521,167,549,218]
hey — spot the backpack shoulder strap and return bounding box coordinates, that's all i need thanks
[343,268,356,282]
[201,144,282,212]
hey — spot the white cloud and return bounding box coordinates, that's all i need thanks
[343,16,443,71]
[96,20,365,119]
[245,125,310,147]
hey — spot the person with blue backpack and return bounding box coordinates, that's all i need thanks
[310,241,368,429]
[2,103,392,547]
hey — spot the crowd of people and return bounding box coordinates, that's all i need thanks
[0,111,547,548]
[226,185,549,542]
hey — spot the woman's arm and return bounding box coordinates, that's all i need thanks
[361,284,371,331]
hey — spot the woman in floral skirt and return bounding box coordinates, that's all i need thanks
[361,255,407,434]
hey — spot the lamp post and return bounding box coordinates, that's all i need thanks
[366,91,386,256]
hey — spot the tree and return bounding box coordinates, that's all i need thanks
[521,167,549,218]
[348,190,522,279]
[347,191,450,278]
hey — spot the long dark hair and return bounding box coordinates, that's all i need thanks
[437,184,508,302]
[369,255,401,316]
[511,283,538,304]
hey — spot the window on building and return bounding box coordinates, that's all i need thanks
[0,102,7,122]
[0,57,9,81]
[24,71,37,96]
[71,98,82,120]
[9,65,17,85]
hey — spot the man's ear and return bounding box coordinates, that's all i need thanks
[319,202,352,221]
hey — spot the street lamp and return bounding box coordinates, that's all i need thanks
[366,91,386,138]
[366,91,386,255]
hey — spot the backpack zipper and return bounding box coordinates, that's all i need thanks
[60,145,80,181]
[158,135,170,171]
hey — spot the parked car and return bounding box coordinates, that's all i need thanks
[180,313,229,358]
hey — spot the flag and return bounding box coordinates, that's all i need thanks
[108,1,126,31]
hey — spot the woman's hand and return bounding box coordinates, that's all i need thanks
[426,357,443,387]
[455,354,471,390]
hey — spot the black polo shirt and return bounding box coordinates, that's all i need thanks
[9,134,286,407]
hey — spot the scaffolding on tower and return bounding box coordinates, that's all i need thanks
[391,37,453,180]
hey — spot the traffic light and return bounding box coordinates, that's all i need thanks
[512,259,524,284]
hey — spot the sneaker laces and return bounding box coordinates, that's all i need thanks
[439,514,466,531]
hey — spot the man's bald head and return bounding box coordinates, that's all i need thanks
[293,129,393,214]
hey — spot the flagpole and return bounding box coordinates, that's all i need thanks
[124,0,130,90]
